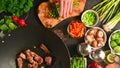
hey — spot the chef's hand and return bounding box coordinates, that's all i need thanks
[59,0,73,18]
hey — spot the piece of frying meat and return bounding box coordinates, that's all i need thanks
[19,53,26,60]
[40,44,50,54]
[45,56,52,65]
[28,62,38,68]
[17,57,23,68]
[34,54,43,64]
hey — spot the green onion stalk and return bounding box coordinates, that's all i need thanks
[92,0,120,24]
[103,8,120,32]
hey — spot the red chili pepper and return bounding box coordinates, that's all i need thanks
[17,19,27,27]
[12,16,27,27]
[12,16,19,21]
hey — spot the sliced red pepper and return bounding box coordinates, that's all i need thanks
[12,16,19,21]
[12,16,27,27]
[17,19,27,27]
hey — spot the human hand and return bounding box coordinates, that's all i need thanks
[60,0,73,18]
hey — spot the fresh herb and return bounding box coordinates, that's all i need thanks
[73,2,80,8]
[49,4,60,19]
[0,0,33,17]
[103,8,120,32]
[49,2,80,18]
[92,0,119,24]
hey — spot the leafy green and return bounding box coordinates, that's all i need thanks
[0,16,19,34]
[73,2,80,8]
[0,0,34,17]
[0,19,5,25]
[49,4,60,19]
[0,24,9,32]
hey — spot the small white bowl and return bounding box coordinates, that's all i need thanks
[109,29,120,55]
[67,20,86,39]
[81,9,99,27]
[85,27,107,50]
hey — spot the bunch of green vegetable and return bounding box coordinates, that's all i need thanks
[0,0,33,17]
[71,56,85,68]
[0,16,19,36]
[103,8,120,32]
[92,0,119,24]
[49,2,80,18]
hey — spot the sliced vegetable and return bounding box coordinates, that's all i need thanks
[12,16,27,27]
[0,16,24,40]
[68,20,86,38]
[115,39,120,45]
[114,46,120,53]
[71,56,85,68]
[106,53,116,63]
[110,40,118,48]
[12,16,19,21]
[112,32,120,40]
[0,16,19,34]
[82,11,97,27]
[17,19,27,27]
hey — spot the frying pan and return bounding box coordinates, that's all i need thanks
[0,2,70,68]
[0,25,70,68]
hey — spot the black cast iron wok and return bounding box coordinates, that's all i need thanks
[0,19,70,68]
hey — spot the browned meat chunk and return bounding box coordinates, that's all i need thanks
[28,62,38,68]
[25,49,43,64]
[45,56,52,65]
[34,54,43,64]
[19,53,26,60]
[17,57,23,68]
[40,44,50,54]
[32,62,38,68]
[17,48,52,68]
[28,64,33,68]
[25,50,35,64]
[27,56,35,64]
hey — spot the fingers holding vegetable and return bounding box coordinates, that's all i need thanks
[60,0,73,18]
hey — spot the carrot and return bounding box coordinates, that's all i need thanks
[69,20,86,38]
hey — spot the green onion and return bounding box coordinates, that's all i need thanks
[103,8,120,32]
[92,0,119,24]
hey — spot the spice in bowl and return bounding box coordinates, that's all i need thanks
[67,20,86,38]
[85,27,107,49]
[81,10,99,27]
